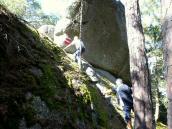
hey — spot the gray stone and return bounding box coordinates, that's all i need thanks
[29,67,43,78]
[85,67,99,82]
[95,68,117,85]
[83,0,130,83]
[65,0,130,82]
[32,96,50,119]
[19,118,42,129]
[38,25,55,40]
[25,92,32,100]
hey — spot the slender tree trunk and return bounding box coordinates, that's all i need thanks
[162,0,172,128]
[154,59,160,122]
[79,0,83,39]
[154,83,160,122]
[124,0,154,129]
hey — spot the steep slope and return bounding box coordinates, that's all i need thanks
[0,5,126,129]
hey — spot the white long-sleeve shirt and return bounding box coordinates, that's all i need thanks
[71,38,85,50]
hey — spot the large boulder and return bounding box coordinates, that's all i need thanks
[82,0,130,83]
[56,0,130,83]
[38,25,55,40]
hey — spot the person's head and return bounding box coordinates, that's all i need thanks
[116,78,123,85]
[74,36,79,40]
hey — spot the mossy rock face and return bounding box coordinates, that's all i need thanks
[0,5,126,129]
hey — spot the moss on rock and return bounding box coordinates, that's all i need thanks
[0,5,126,129]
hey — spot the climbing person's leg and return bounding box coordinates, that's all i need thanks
[74,49,79,62]
[74,49,82,69]
[79,47,85,70]
[77,51,81,69]
[123,106,132,129]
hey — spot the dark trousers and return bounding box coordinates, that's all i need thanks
[123,105,133,123]
[74,48,85,69]
[117,84,133,123]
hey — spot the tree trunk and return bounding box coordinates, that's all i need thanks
[79,0,83,39]
[154,59,160,122]
[154,83,160,122]
[162,0,172,128]
[124,0,154,129]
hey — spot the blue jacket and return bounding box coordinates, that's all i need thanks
[114,84,133,108]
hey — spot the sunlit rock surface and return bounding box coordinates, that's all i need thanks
[56,0,130,83]
[38,25,55,40]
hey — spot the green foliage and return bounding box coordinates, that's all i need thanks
[141,0,162,48]
[41,15,58,25]
[144,24,161,43]
[140,0,167,126]
[0,0,27,17]
[158,93,168,124]
[67,1,80,19]
[140,0,161,25]
[0,0,59,28]
[23,0,59,28]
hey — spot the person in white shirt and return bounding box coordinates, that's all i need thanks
[71,36,85,69]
